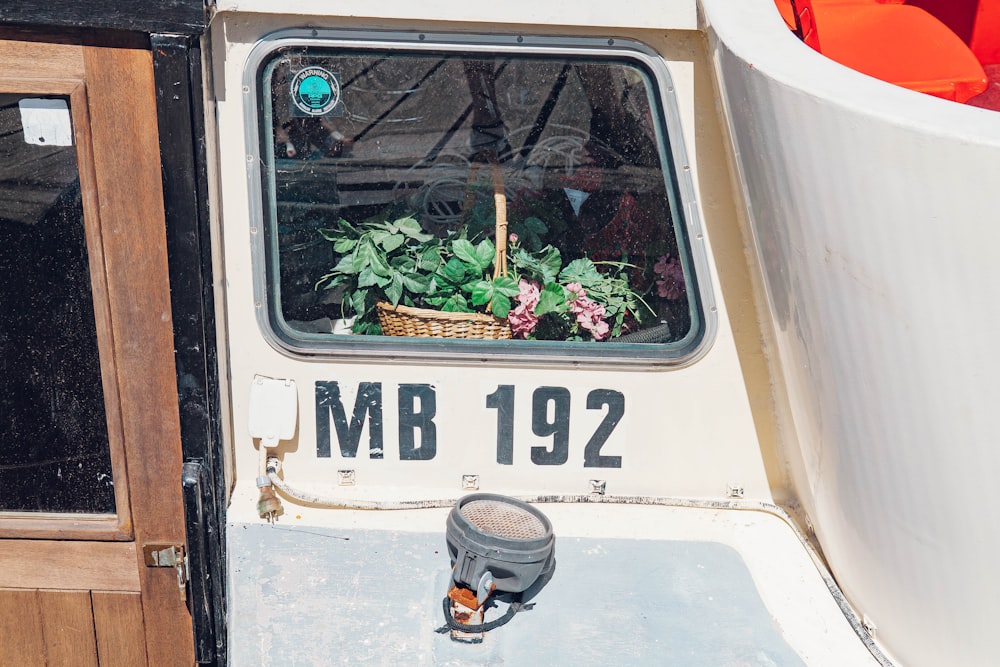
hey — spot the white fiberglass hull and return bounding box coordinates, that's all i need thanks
[703,2,1000,665]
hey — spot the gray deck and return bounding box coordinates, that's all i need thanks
[229,521,808,666]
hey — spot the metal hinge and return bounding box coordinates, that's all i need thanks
[143,543,188,602]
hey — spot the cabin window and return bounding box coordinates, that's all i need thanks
[249,34,709,364]
[0,94,115,513]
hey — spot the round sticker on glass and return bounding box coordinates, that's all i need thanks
[291,67,341,116]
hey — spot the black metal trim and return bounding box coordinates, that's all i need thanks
[0,1,206,36]
[152,34,227,666]
[181,461,215,662]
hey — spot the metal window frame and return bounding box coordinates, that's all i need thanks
[242,28,717,369]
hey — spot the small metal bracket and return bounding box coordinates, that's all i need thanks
[338,470,356,486]
[862,613,878,638]
[726,483,745,499]
[447,587,484,644]
[462,474,480,490]
[143,544,188,602]
[589,479,607,496]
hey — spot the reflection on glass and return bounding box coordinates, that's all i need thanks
[259,48,696,346]
[0,94,116,513]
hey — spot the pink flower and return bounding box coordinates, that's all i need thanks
[567,288,610,341]
[591,319,610,340]
[509,233,519,244]
[508,280,541,337]
[653,255,685,300]
[516,279,539,309]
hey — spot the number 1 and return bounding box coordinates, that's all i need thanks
[486,385,515,465]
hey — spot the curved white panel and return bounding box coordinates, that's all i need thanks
[703,1,1000,665]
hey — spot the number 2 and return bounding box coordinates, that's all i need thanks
[583,389,624,468]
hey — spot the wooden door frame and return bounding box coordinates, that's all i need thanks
[0,39,195,665]
[0,50,133,543]
[0,15,227,663]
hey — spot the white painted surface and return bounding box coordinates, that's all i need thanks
[702,1,1000,665]
[18,99,72,146]
[227,497,879,666]
[211,0,697,31]
[209,14,771,505]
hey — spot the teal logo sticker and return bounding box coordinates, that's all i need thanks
[290,67,342,116]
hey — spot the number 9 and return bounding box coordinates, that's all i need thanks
[531,386,570,465]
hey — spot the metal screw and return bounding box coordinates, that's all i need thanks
[337,470,356,486]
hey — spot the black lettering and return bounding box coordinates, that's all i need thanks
[531,386,570,466]
[398,384,437,461]
[314,381,383,459]
[486,385,515,465]
[583,389,624,468]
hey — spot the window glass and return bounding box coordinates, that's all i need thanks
[256,43,702,357]
[0,94,115,513]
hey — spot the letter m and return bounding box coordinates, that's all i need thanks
[315,381,384,459]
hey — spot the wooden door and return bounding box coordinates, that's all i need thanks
[0,39,194,665]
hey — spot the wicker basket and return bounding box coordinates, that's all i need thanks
[377,160,513,340]
[376,302,513,339]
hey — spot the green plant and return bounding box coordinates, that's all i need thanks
[316,216,520,334]
[316,213,652,339]
[505,237,652,340]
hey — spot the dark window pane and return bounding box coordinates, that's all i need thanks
[257,44,700,353]
[0,94,116,514]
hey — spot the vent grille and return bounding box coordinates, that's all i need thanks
[460,499,547,540]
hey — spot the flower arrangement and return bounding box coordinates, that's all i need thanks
[315,214,653,340]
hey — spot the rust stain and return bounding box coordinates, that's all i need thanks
[447,586,481,610]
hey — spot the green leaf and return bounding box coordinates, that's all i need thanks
[390,256,415,272]
[350,289,368,317]
[535,283,567,316]
[470,280,494,306]
[333,238,357,253]
[330,253,356,274]
[402,273,431,294]
[475,239,495,269]
[491,294,511,319]
[452,239,479,267]
[320,218,358,242]
[357,266,379,288]
[441,294,470,313]
[560,257,603,284]
[511,245,562,284]
[380,233,406,253]
[522,216,547,234]
[419,246,442,272]
[368,247,392,278]
[492,275,520,297]
[439,257,467,284]
[316,274,344,291]
[385,274,403,305]
[352,241,372,272]
[537,246,563,283]
[423,294,449,307]
[393,216,433,241]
